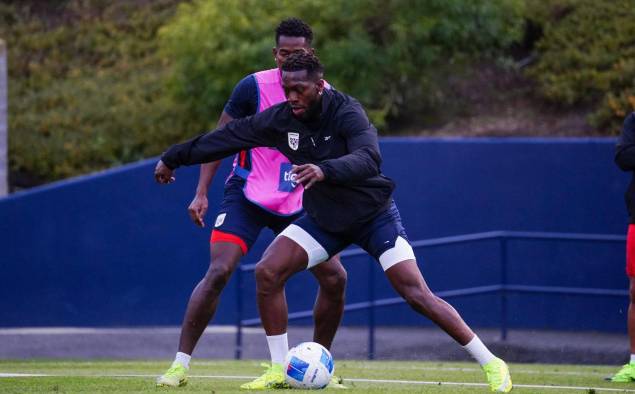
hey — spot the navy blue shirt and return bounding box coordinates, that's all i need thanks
[162,88,395,232]
[221,74,259,188]
[223,75,258,119]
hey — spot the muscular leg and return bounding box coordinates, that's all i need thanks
[384,259,474,345]
[378,258,510,391]
[177,242,244,354]
[255,236,311,336]
[309,255,347,349]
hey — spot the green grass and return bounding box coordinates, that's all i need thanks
[0,359,632,393]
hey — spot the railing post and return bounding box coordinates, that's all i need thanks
[235,267,243,360]
[368,256,375,360]
[499,236,508,341]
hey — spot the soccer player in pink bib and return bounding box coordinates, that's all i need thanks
[156,19,347,390]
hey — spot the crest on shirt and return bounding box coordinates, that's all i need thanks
[287,132,299,151]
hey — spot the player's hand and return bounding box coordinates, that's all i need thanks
[154,160,176,184]
[291,164,324,190]
[188,194,208,227]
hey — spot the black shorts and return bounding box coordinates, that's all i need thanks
[211,181,302,254]
[278,200,415,270]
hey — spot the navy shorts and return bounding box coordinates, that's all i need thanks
[211,180,302,254]
[279,200,415,270]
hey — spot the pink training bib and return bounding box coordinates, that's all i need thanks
[233,68,303,215]
[230,68,330,215]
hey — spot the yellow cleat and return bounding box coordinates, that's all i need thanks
[326,375,347,389]
[482,357,512,392]
[156,363,188,387]
[240,363,289,390]
[610,363,635,382]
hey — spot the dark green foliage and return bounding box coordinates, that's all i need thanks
[4,0,526,186]
[160,0,524,130]
[525,0,635,133]
[19,0,632,186]
[1,0,188,185]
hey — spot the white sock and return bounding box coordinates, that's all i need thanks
[463,335,496,366]
[173,352,191,369]
[266,333,288,366]
[630,354,635,364]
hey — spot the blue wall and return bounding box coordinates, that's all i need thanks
[0,138,630,331]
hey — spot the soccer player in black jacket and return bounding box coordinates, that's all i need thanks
[156,19,346,390]
[155,53,512,392]
[612,112,635,382]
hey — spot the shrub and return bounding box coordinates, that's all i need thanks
[1,0,188,185]
[524,0,635,133]
[160,0,525,130]
[2,0,526,186]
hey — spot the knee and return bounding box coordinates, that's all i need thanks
[203,260,234,293]
[331,268,347,294]
[318,267,347,296]
[630,281,635,303]
[255,260,284,292]
[403,286,437,313]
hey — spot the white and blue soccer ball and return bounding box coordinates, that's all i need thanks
[284,342,334,389]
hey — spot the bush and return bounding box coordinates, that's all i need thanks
[160,0,525,130]
[1,0,188,185]
[2,0,527,186]
[524,0,635,133]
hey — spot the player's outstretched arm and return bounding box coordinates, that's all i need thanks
[160,113,275,171]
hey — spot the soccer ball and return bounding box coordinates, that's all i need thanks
[284,342,334,389]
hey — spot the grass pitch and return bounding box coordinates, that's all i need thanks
[0,359,633,393]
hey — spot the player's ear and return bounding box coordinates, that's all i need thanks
[316,79,325,95]
[272,47,277,58]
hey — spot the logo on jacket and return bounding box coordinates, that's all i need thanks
[288,132,299,151]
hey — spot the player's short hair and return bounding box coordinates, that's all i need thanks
[275,18,313,45]
[281,52,324,81]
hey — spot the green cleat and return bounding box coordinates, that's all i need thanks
[240,363,289,390]
[482,357,512,392]
[610,363,635,382]
[326,375,347,389]
[156,363,188,387]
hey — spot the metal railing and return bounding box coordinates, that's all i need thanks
[233,230,627,360]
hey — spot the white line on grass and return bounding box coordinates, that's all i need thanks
[0,373,48,377]
[346,377,635,392]
[1,372,633,392]
[411,365,609,377]
[335,363,611,377]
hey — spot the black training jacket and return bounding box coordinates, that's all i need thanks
[615,112,635,223]
[161,88,395,232]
